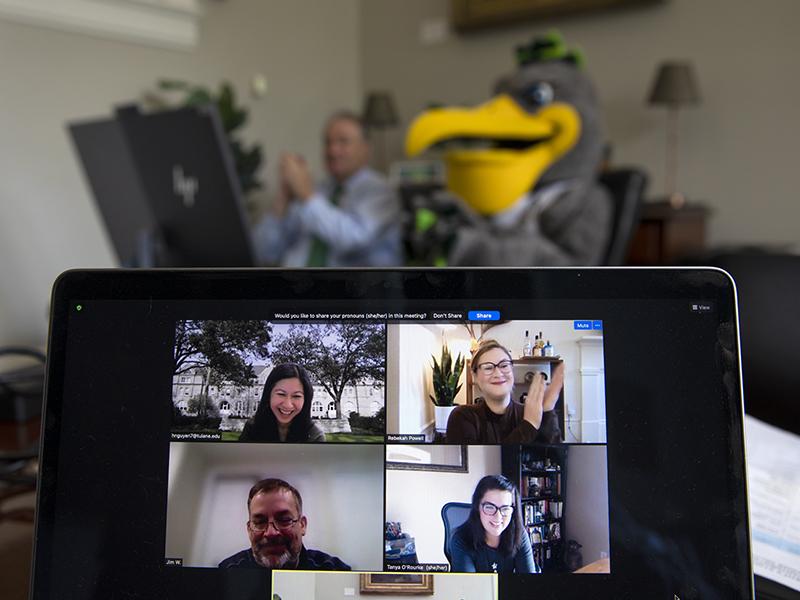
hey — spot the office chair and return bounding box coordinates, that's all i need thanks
[598,168,649,265]
[0,347,44,527]
[441,501,471,565]
[702,250,800,435]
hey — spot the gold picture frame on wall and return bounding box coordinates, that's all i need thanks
[451,0,662,32]
[360,573,434,595]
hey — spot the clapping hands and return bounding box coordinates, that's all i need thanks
[280,152,315,202]
[522,361,565,430]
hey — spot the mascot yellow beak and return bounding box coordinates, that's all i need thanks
[405,94,581,215]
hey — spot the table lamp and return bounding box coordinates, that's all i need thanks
[647,61,701,209]
[362,91,398,172]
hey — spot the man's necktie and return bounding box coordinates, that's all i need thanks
[306,184,343,267]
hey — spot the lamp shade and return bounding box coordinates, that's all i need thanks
[647,62,701,106]
[363,91,398,128]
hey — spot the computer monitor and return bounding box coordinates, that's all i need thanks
[68,117,155,266]
[69,104,257,267]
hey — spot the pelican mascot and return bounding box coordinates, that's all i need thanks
[405,32,611,266]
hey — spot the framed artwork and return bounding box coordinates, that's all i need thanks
[451,0,663,32]
[360,573,434,595]
[386,444,468,473]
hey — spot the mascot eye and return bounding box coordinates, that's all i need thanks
[522,82,554,108]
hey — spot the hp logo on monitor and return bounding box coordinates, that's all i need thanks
[173,165,199,208]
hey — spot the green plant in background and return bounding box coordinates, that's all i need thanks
[429,340,465,407]
[154,79,264,195]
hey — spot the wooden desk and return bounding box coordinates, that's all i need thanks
[627,201,711,265]
[574,557,610,573]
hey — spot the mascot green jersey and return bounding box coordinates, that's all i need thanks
[404,32,612,266]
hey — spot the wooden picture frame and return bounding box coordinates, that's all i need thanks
[451,0,662,32]
[385,444,468,473]
[360,573,434,595]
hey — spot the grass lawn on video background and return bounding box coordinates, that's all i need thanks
[326,433,384,443]
[216,431,383,443]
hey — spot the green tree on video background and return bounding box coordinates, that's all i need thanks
[270,323,385,419]
[173,320,271,417]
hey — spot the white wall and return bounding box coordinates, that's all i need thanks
[164,441,383,570]
[386,323,401,432]
[165,441,205,562]
[0,0,360,347]
[577,335,606,443]
[274,570,316,600]
[360,0,800,250]
[388,323,472,435]
[384,445,501,565]
[564,445,610,568]
[273,571,497,600]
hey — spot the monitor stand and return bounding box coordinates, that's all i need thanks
[123,227,166,268]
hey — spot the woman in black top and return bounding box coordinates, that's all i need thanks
[239,363,325,442]
[446,339,563,444]
[450,474,536,573]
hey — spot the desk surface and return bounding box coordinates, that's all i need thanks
[640,200,711,220]
[627,201,711,265]
[573,557,611,574]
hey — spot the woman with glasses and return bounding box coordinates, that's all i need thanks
[239,363,325,442]
[450,474,536,573]
[445,339,563,444]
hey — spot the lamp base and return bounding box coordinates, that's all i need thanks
[668,191,687,210]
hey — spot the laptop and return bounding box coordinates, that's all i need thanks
[69,105,257,267]
[32,268,752,599]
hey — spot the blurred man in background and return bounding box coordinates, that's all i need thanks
[254,111,401,267]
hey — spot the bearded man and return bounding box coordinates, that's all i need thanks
[218,478,350,570]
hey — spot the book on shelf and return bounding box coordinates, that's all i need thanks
[525,475,559,497]
[521,457,561,473]
[529,499,563,521]
[528,522,562,544]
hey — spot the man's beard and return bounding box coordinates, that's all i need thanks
[251,536,301,569]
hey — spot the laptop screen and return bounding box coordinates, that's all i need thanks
[34,268,751,600]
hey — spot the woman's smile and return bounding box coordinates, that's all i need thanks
[269,377,305,425]
[487,518,504,530]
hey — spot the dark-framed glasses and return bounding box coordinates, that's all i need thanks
[476,359,513,375]
[248,516,300,533]
[480,501,514,517]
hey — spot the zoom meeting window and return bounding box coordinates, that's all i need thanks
[163,316,610,587]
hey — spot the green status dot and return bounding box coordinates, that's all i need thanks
[76,305,82,312]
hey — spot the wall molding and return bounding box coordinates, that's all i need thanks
[0,0,202,50]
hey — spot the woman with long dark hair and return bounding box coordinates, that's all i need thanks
[450,474,535,573]
[239,363,325,442]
